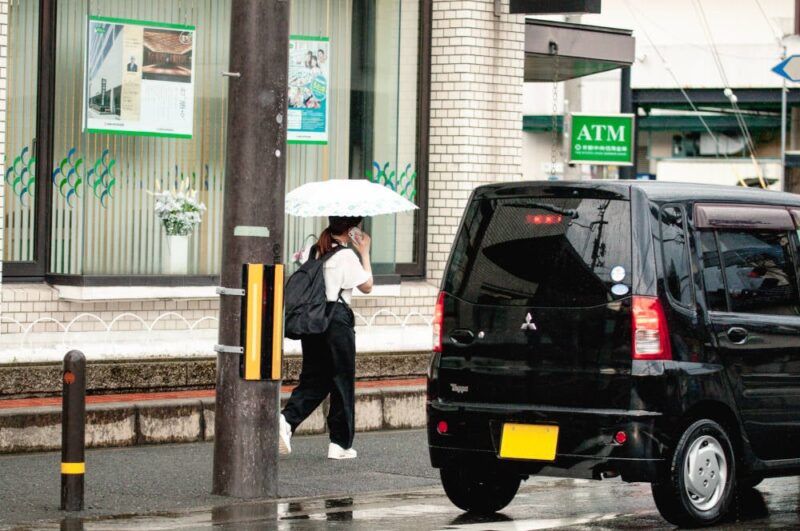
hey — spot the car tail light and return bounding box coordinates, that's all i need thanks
[433,292,445,353]
[437,420,449,434]
[613,431,627,445]
[631,296,672,360]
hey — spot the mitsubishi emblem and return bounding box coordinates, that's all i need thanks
[521,313,538,331]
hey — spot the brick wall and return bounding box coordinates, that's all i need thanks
[426,0,525,284]
[0,281,437,336]
[0,285,220,334]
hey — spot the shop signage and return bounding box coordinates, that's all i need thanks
[772,55,800,82]
[568,113,634,166]
[288,36,330,145]
[84,16,195,138]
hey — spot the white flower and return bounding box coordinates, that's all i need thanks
[153,189,206,236]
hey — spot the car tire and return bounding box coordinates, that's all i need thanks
[440,468,521,514]
[651,419,737,527]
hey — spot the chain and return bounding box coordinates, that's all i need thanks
[549,45,560,180]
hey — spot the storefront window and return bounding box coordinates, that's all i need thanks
[3,0,40,264]
[48,0,230,275]
[286,0,421,277]
[4,0,422,279]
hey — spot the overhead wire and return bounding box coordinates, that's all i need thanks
[692,0,766,187]
[622,0,729,161]
[626,3,782,59]
[753,0,785,47]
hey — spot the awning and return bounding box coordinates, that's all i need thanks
[525,19,634,82]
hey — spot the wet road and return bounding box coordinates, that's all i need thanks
[14,475,800,529]
[4,428,800,529]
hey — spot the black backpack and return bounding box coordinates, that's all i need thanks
[284,246,345,339]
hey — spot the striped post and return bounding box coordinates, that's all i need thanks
[240,263,284,381]
[61,350,86,511]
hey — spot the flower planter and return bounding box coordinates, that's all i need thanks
[167,235,190,275]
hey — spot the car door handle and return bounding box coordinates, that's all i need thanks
[449,329,475,346]
[727,327,749,345]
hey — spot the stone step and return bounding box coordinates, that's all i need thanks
[0,379,427,454]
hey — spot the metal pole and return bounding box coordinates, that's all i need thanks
[782,48,788,192]
[212,0,289,499]
[619,66,636,180]
[60,351,86,512]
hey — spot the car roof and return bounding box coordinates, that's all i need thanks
[472,180,800,207]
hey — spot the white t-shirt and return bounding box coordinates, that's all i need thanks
[302,245,371,304]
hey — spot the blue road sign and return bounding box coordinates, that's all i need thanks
[772,55,800,82]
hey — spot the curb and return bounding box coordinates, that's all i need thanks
[0,352,430,399]
[0,385,427,454]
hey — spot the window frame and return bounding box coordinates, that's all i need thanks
[659,203,695,309]
[3,0,57,280]
[703,227,800,317]
[4,0,433,284]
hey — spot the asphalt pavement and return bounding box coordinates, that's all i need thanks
[0,429,438,528]
[3,429,800,529]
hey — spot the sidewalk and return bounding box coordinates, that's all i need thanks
[0,379,426,453]
[0,429,439,529]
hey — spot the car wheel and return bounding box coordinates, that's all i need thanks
[440,468,521,514]
[651,419,737,527]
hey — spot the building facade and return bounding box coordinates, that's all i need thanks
[0,0,532,372]
[522,0,796,189]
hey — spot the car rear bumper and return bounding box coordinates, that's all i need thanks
[427,400,668,483]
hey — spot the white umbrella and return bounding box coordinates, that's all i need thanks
[285,179,418,217]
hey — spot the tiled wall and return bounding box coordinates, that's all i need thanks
[0,280,438,335]
[426,0,525,283]
[0,285,220,334]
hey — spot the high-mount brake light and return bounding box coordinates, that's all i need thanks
[631,296,672,360]
[433,292,445,353]
[526,214,563,225]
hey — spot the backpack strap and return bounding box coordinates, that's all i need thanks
[318,246,350,307]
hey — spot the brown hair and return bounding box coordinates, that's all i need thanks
[315,216,363,257]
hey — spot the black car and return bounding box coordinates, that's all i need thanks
[427,181,800,527]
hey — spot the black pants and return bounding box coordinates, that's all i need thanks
[282,303,356,448]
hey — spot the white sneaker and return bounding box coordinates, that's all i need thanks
[278,414,292,455]
[327,442,357,460]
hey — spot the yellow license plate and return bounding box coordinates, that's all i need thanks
[499,423,559,461]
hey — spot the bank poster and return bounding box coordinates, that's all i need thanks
[288,36,330,144]
[85,16,195,139]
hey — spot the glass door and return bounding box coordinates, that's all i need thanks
[3,0,43,277]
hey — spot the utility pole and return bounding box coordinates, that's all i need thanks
[618,66,636,180]
[791,0,800,153]
[213,0,290,499]
[563,14,582,180]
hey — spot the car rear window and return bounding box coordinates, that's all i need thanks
[444,197,632,307]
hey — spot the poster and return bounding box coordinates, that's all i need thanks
[287,36,330,144]
[85,16,195,138]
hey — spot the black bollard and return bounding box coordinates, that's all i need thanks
[61,350,86,512]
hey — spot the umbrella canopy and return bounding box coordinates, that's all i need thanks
[285,179,418,217]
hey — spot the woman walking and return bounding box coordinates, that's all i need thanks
[279,216,373,459]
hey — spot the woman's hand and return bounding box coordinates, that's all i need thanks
[351,231,371,256]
